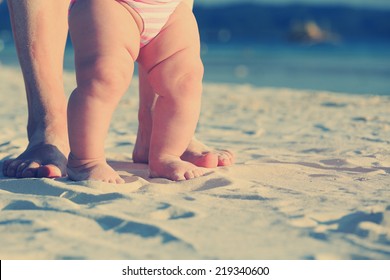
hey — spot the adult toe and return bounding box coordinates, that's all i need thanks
[5,159,23,177]
[20,161,40,178]
[2,159,12,175]
[16,161,31,178]
[37,164,63,178]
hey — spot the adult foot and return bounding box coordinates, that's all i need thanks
[149,155,205,181]
[2,143,68,178]
[133,136,234,168]
[67,154,125,184]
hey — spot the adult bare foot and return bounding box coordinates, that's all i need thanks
[5,0,70,179]
[149,155,205,181]
[133,134,234,168]
[2,143,68,178]
[67,154,125,184]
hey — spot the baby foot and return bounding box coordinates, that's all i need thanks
[67,154,124,184]
[149,155,205,181]
[181,138,235,167]
[133,136,234,168]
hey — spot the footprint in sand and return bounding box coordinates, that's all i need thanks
[95,215,193,246]
[2,200,41,211]
[194,177,233,191]
[311,210,385,237]
[308,207,390,258]
[149,203,196,220]
[60,191,126,205]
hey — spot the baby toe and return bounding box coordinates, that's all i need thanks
[184,170,195,180]
[116,177,125,184]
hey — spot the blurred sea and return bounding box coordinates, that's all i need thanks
[199,41,390,96]
[1,2,390,95]
[1,40,389,96]
[191,3,390,96]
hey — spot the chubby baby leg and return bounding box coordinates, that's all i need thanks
[67,0,140,183]
[147,56,205,181]
[138,3,205,181]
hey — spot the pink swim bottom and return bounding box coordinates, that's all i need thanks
[69,0,181,47]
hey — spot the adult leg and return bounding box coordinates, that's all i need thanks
[3,0,70,178]
[67,0,139,183]
[133,0,234,168]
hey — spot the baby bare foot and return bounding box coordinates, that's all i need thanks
[2,143,68,178]
[181,138,235,168]
[149,155,205,181]
[133,137,234,168]
[67,154,125,184]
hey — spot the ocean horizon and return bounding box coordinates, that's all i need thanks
[1,1,389,95]
[1,40,389,96]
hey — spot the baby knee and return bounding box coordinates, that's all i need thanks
[76,56,133,99]
[156,59,204,98]
[180,60,204,87]
[176,65,204,96]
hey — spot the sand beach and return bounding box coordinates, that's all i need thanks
[0,65,389,260]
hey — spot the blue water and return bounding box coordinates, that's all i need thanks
[200,41,390,95]
[1,40,389,95]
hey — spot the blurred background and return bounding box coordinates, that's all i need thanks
[1,0,389,95]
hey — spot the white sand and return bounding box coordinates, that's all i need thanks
[0,65,389,260]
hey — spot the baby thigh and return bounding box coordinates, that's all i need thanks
[139,3,203,98]
[69,0,140,94]
[68,0,140,158]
